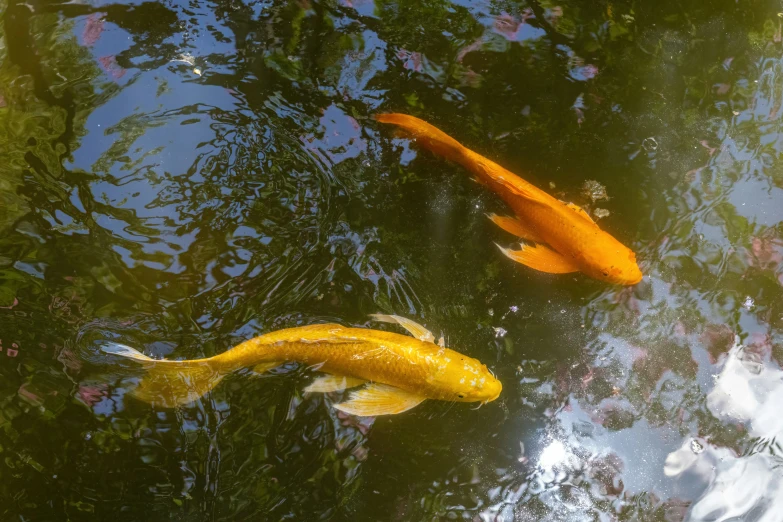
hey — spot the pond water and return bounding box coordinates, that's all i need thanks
[2,0,783,519]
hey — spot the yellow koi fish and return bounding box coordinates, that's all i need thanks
[376,113,643,285]
[105,315,502,416]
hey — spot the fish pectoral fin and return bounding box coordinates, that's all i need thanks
[496,243,580,274]
[304,375,367,393]
[561,201,596,225]
[369,314,436,343]
[333,384,426,416]
[251,361,283,375]
[487,213,543,242]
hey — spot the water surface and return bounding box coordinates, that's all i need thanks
[1,0,783,519]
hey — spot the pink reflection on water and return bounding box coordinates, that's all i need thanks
[0,297,18,309]
[700,324,734,363]
[78,384,109,407]
[493,13,522,41]
[396,49,423,72]
[18,383,41,404]
[456,38,483,63]
[747,233,783,270]
[336,409,374,435]
[99,56,127,80]
[82,13,105,47]
[57,346,82,372]
[588,452,624,497]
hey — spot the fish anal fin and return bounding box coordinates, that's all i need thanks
[496,243,580,274]
[487,213,543,242]
[305,375,367,393]
[333,384,426,416]
[251,361,283,375]
[370,314,435,343]
[562,201,596,225]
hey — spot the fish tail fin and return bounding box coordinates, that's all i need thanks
[102,343,225,408]
[377,114,544,202]
[375,113,467,163]
[100,342,156,362]
[133,361,225,408]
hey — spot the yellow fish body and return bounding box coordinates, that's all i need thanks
[106,315,502,416]
[376,113,643,285]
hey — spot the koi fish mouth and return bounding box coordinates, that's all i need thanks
[476,394,501,409]
[486,382,502,403]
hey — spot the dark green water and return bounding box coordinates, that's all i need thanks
[2,0,783,519]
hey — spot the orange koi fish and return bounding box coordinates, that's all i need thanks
[376,113,642,285]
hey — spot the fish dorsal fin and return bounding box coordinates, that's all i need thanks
[496,177,539,201]
[369,314,435,343]
[561,201,596,225]
[466,154,541,201]
[304,375,367,393]
[333,384,426,416]
[293,323,345,335]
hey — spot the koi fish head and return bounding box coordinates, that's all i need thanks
[581,243,643,285]
[427,354,502,403]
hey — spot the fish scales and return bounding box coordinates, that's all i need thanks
[216,325,453,398]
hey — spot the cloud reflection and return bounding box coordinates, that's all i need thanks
[666,340,783,520]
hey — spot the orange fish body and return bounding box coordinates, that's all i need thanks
[376,114,642,285]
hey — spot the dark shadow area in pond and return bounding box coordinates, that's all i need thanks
[1,0,783,519]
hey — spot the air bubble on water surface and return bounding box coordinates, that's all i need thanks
[690,439,704,454]
[743,296,755,310]
[642,137,658,151]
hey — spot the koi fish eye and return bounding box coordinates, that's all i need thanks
[457,393,465,399]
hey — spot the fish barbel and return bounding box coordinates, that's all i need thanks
[104,314,502,416]
[376,113,643,285]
